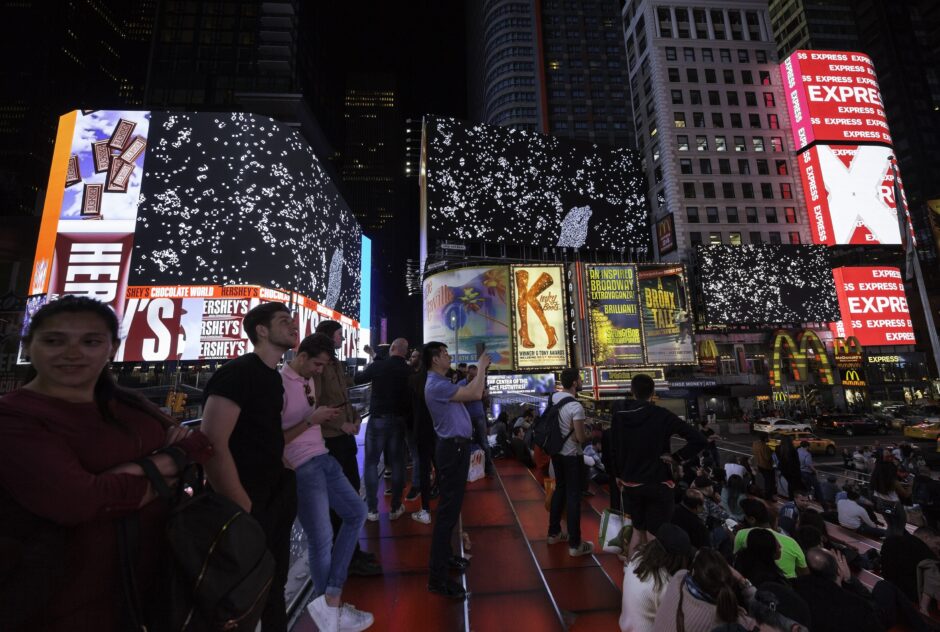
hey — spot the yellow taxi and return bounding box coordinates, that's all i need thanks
[905,421,940,441]
[767,431,837,456]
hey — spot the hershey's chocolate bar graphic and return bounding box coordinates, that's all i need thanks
[105,158,134,193]
[120,135,147,163]
[65,154,81,187]
[81,110,97,114]
[81,183,103,216]
[92,140,112,173]
[108,119,136,151]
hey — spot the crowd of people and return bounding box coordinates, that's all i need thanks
[4,296,940,632]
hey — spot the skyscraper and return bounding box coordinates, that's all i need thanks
[468,0,634,147]
[767,0,858,59]
[622,0,810,262]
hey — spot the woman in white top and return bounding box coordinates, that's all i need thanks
[620,524,693,632]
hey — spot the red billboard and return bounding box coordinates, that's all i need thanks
[655,213,677,256]
[797,144,902,245]
[829,267,915,346]
[781,50,891,151]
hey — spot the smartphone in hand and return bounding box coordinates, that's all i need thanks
[475,342,486,357]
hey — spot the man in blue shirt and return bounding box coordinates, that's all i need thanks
[459,364,495,476]
[423,342,491,599]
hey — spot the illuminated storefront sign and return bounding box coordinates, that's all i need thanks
[840,368,866,387]
[833,336,864,367]
[583,265,643,366]
[510,265,569,369]
[656,213,677,256]
[598,367,665,385]
[769,329,834,388]
[637,266,695,364]
[780,50,891,150]
[829,267,915,346]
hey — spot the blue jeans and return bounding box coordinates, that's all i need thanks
[364,415,406,512]
[295,453,367,598]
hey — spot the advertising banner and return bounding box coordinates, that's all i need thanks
[510,265,568,369]
[486,373,556,395]
[798,144,902,245]
[637,266,695,364]
[829,267,915,346]
[928,199,940,256]
[780,50,891,150]
[583,265,643,365]
[656,213,677,256]
[423,266,513,368]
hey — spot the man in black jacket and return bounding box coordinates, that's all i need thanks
[670,488,710,549]
[355,337,412,521]
[610,373,706,557]
[793,547,886,632]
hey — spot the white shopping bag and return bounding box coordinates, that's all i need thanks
[467,447,485,482]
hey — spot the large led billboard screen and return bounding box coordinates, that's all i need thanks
[780,50,891,150]
[829,266,915,346]
[27,110,363,363]
[637,266,695,364]
[422,116,651,254]
[697,245,839,324]
[797,143,902,245]
[422,266,513,369]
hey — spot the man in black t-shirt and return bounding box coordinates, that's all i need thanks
[202,302,298,632]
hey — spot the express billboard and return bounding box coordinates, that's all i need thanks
[27,110,363,363]
[797,143,902,245]
[780,50,891,150]
[637,266,695,364]
[422,266,513,368]
[583,265,643,365]
[829,266,915,346]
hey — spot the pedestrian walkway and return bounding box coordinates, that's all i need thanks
[290,449,625,630]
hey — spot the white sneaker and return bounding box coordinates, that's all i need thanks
[366,511,379,522]
[307,595,340,632]
[389,505,405,520]
[411,509,431,524]
[338,602,374,631]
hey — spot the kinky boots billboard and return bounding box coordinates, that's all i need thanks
[511,265,569,369]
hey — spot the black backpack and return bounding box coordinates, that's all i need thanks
[530,395,580,456]
[124,454,275,631]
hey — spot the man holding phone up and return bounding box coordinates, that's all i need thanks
[459,360,496,476]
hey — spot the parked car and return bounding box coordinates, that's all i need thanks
[767,430,837,456]
[815,413,888,436]
[904,421,940,441]
[885,405,940,430]
[752,417,814,434]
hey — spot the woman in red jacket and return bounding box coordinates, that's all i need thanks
[0,296,212,631]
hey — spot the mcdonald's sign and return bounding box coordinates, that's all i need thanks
[840,367,866,387]
[833,336,863,368]
[656,214,677,256]
[769,329,834,388]
[698,338,719,374]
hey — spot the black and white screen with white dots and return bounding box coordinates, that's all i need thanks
[130,112,362,316]
[422,116,651,253]
[696,244,839,325]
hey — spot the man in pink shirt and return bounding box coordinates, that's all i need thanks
[281,333,373,632]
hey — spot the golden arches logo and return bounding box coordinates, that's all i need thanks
[833,336,863,356]
[699,339,719,359]
[769,329,834,388]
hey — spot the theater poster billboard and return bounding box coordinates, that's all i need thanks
[583,265,643,366]
[510,265,568,369]
[637,266,695,364]
[422,266,513,369]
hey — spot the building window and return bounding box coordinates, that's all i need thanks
[705,68,717,83]
[668,67,680,82]
[756,50,767,63]
[712,113,725,128]
[765,207,778,222]
[789,232,801,244]
[696,135,708,151]
[687,68,699,83]
[738,158,750,175]
[753,137,765,152]
[776,160,789,175]
[742,70,754,84]
[742,183,755,199]
[745,92,758,107]
[730,113,743,128]
[734,136,746,152]
[708,90,720,106]
[687,206,700,222]
[780,183,793,199]
[719,158,731,174]
[762,183,774,199]
[738,49,750,63]
[665,46,677,61]
[690,90,702,105]
[699,158,712,174]
[769,231,782,244]
[674,112,687,127]
[771,137,784,152]
[683,182,697,198]
[706,206,720,223]
[672,89,684,104]
[723,69,735,84]
[723,182,736,198]
[709,232,723,244]
[767,114,780,129]
[726,206,739,222]
[703,182,716,198]
[785,207,797,223]
[702,48,714,62]
[690,231,703,245]
[684,47,696,61]
[720,48,731,62]
[677,135,690,150]
[750,231,763,244]
[763,92,775,107]
[715,135,728,151]
[654,166,663,183]
[756,159,769,175]
[759,70,772,85]
[749,114,762,129]
[693,112,706,127]
[680,158,693,174]
[727,91,739,106]
[729,231,743,245]
[746,207,759,223]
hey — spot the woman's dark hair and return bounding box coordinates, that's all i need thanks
[631,539,690,591]
[725,474,745,510]
[871,460,899,496]
[314,319,342,337]
[795,525,823,551]
[735,529,785,585]
[24,296,173,430]
[678,548,740,631]
[297,333,335,359]
[884,501,909,537]
[797,509,829,545]
[775,437,798,466]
